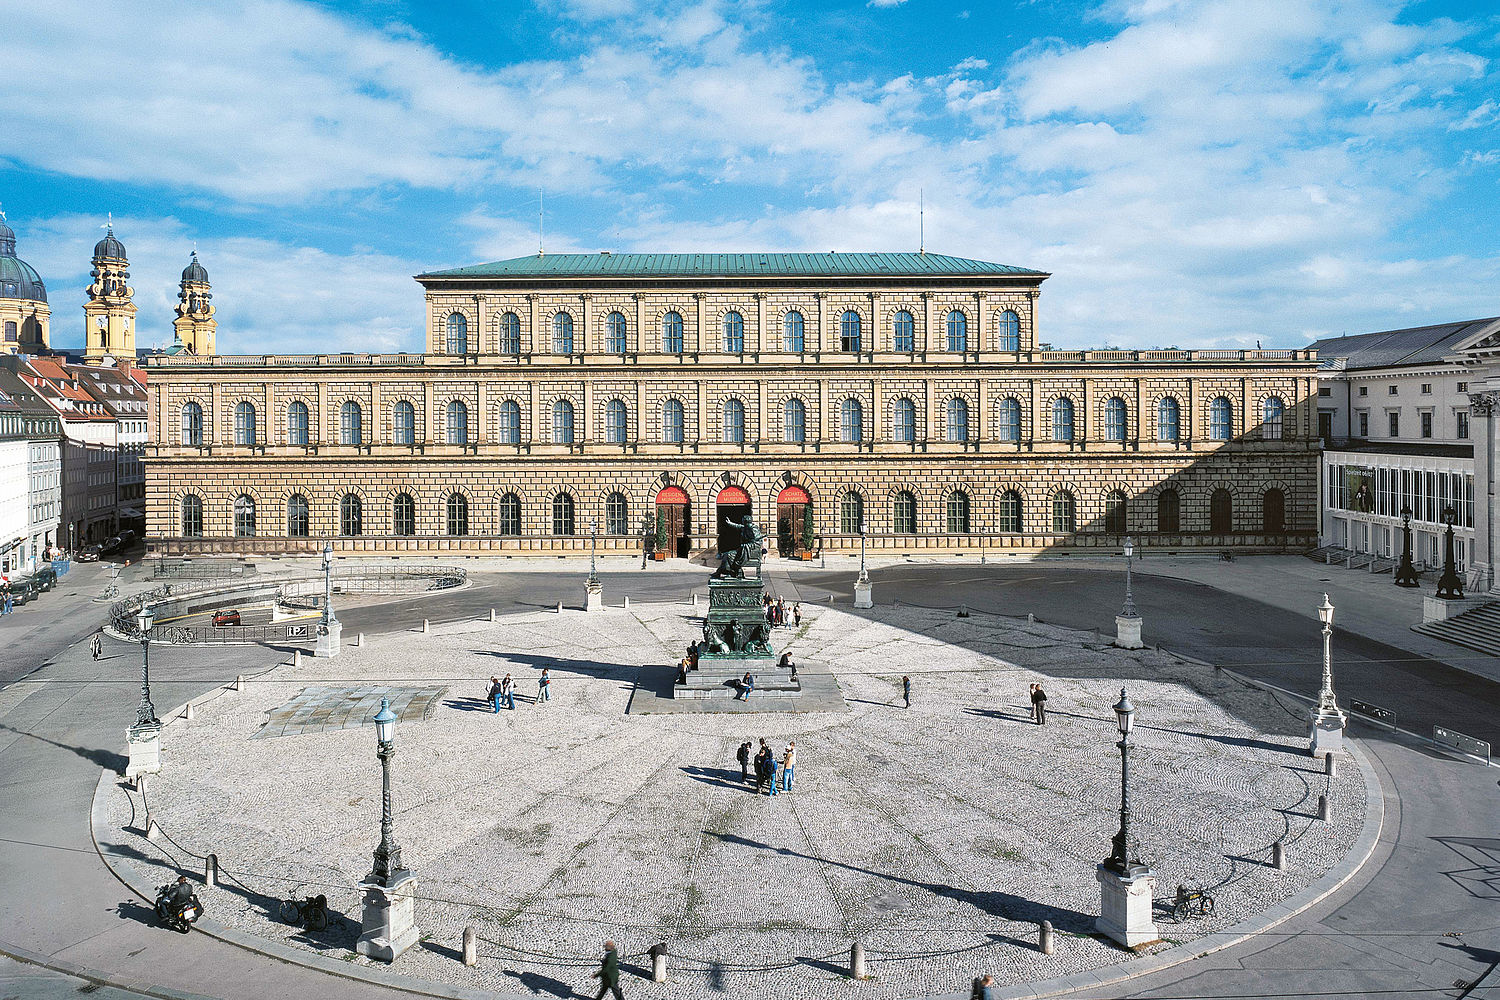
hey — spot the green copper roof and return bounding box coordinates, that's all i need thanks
[419,252,1046,280]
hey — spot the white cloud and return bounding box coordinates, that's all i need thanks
[867,0,907,7]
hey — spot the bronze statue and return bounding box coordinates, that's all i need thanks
[712,516,764,579]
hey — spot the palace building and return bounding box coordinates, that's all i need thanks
[142,252,1320,558]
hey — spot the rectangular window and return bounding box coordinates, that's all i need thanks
[1420,411,1433,438]
[1421,383,1432,395]
[1318,386,1332,397]
[1357,411,1368,437]
[1457,410,1469,439]
[1358,386,1368,396]
[1458,382,1468,393]
[1388,385,1398,395]
[1388,411,1400,437]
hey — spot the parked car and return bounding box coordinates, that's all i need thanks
[212,609,242,626]
[8,579,40,606]
[33,566,57,591]
[77,544,103,562]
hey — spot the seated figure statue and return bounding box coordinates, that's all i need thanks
[712,516,764,579]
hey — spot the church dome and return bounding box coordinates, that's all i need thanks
[181,251,209,284]
[0,219,47,303]
[94,228,127,260]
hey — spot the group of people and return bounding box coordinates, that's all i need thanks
[487,670,550,711]
[762,596,801,629]
[1028,682,1048,725]
[735,738,795,794]
[0,579,13,616]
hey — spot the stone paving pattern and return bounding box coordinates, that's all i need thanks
[251,685,448,739]
[104,603,1366,1000]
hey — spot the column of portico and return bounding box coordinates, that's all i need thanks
[1471,393,1496,592]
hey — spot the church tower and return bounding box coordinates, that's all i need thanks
[172,251,216,355]
[0,211,51,355]
[82,223,137,364]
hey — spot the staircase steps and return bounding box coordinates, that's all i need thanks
[1413,601,1500,657]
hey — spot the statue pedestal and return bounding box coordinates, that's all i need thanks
[1096,866,1158,948]
[854,578,873,609]
[702,574,773,659]
[125,721,163,779]
[357,872,419,963]
[1114,614,1143,649]
[315,620,342,658]
[1309,708,1346,757]
[585,580,604,612]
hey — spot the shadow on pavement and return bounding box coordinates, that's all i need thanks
[0,723,127,772]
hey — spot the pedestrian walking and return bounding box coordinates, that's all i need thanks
[1032,683,1048,725]
[592,940,624,1000]
[1027,683,1038,723]
[91,630,103,661]
[902,675,911,709]
[793,602,802,627]
[781,741,796,791]
[501,673,516,710]
[755,739,770,793]
[486,676,503,713]
[736,741,751,783]
[971,973,997,1000]
[538,668,551,703]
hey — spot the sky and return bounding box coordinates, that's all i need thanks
[2,0,1497,354]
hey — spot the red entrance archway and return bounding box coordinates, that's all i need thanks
[776,485,811,556]
[655,486,691,559]
[715,485,752,554]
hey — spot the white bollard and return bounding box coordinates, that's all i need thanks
[1273,841,1286,870]
[1027,613,1035,625]
[145,812,159,841]
[850,941,867,980]
[556,601,563,614]
[204,853,218,887]
[623,596,631,610]
[650,942,667,983]
[462,926,477,967]
[489,608,497,622]
[1325,754,1338,777]
[183,702,195,721]
[1318,794,1329,821]
[356,632,364,647]
[292,649,302,668]
[1039,919,1054,955]
[421,619,429,633]
[233,675,245,692]
[691,592,699,608]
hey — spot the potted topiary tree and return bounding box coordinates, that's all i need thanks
[800,509,817,559]
[651,508,668,560]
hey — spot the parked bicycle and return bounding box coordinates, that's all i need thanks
[279,891,329,932]
[1169,882,1216,921]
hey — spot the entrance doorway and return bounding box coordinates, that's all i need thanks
[715,485,752,554]
[776,485,810,556]
[655,486,691,559]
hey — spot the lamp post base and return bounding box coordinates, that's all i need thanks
[315,620,342,659]
[1114,614,1144,650]
[1309,710,1346,758]
[1096,865,1159,948]
[357,872,419,963]
[125,721,163,779]
[854,578,873,609]
[584,580,604,612]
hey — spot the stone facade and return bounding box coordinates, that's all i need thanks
[143,253,1320,557]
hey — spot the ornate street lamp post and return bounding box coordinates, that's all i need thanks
[357,696,418,962]
[854,520,873,608]
[1309,594,1347,757]
[135,604,158,726]
[1393,505,1419,588]
[315,540,342,657]
[584,517,604,610]
[1114,536,1143,649]
[1434,506,1465,600]
[1096,687,1157,948]
[125,604,163,780]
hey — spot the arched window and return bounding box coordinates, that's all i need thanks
[1263,488,1286,533]
[1262,396,1285,440]
[1157,489,1180,533]
[181,402,203,446]
[605,311,627,354]
[605,492,628,535]
[946,310,967,352]
[997,397,1022,442]
[553,399,575,444]
[446,492,469,536]
[893,490,917,533]
[605,399,628,444]
[893,310,915,352]
[722,311,744,353]
[946,490,971,533]
[1158,397,1181,442]
[392,493,415,536]
[446,312,468,354]
[552,312,574,354]
[840,491,864,534]
[662,311,684,354]
[784,398,806,443]
[1105,490,1128,534]
[893,397,916,443]
[999,490,1023,532]
[286,494,309,537]
[340,494,363,536]
[234,401,257,446]
[840,310,862,352]
[662,399,685,444]
[1104,397,1128,442]
[393,400,416,445]
[1051,397,1075,442]
[233,494,256,537]
[784,311,805,353]
[497,493,521,535]
[497,400,521,444]
[996,310,1021,351]
[946,397,969,442]
[841,397,863,443]
[180,495,203,537]
[1051,490,1076,533]
[287,400,309,446]
[1209,397,1233,441]
[499,312,520,355]
[722,398,745,444]
[446,400,468,445]
[552,493,575,535]
[339,400,362,446]
[1210,489,1233,533]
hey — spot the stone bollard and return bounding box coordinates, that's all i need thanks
[1027,613,1034,625]
[422,619,430,633]
[850,941,867,980]
[958,604,969,618]
[649,942,667,983]
[623,596,631,611]
[356,632,364,647]
[234,674,245,692]
[462,926,477,967]
[1325,754,1338,777]
[204,853,218,887]
[145,811,159,841]
[556,601,564,614]
[691,593,699,608]
[183,702,195,721]
[489,608,497,622]
[292,649,302,668]
[1318,794,1329,821]
[1273,840,1286,870]
[1039,919,1054,955]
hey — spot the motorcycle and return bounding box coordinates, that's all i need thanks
[154,883,204,933]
